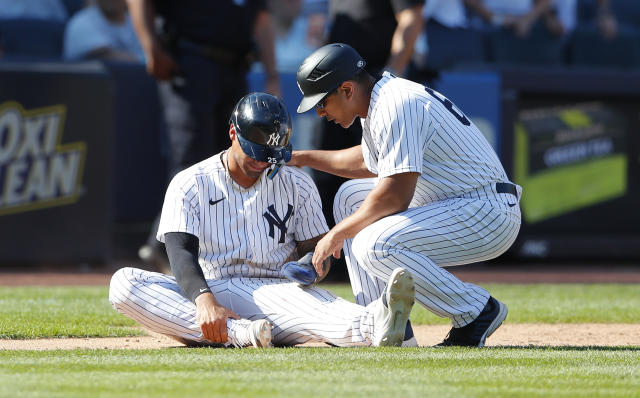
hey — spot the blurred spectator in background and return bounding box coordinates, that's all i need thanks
[255,0,325,156]
[328,0,425,77]
[413,0,468,70]
[127,0,279,272]
[311,0,424,247]
[544,0,618,39]
[0,0,73,60]
[63,0,144,61]
[304,0,328,49]
[267,0,323,72]
[424,0,467,29]
[0,0,68,22]
[593,0,618,40]
[465,0,553,37]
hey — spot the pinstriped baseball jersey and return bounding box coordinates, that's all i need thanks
[333,72,521,331]
[109,150,411,347]
[157,151,329,280]
[361,72,512,206]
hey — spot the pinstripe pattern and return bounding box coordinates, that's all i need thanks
[157,152,328,279]
[362,72,515,204]
[333,179,385,306]
[109,267,253,346]
[335,72,522,328]
[109,267,379,346]
[109,151,393,347]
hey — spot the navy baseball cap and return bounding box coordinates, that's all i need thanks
[230,92,292,165]
[296,43,366,113]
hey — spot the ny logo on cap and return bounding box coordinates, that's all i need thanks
[357,60,364,68]
[267,133,279,146]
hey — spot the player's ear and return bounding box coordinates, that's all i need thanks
[342,81,354,100]
[229,123,237,141]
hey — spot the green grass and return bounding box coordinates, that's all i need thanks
[0,287,140,338]
[326,283,640,324]
[1,284,639,338]
[1,347,638,398]
[1,284,639,397]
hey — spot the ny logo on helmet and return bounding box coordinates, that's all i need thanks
[267,132,279,146]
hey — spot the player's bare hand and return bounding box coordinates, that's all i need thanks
[287,151,305,168]
[195,292,240,343]
[145,42,178,81]
[312,231,343,273]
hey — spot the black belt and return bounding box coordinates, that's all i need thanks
[495,182,518,197]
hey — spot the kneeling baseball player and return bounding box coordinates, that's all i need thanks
[109,93,415,348]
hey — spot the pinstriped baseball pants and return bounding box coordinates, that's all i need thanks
[334,178,521,328]
[109,267,379,347]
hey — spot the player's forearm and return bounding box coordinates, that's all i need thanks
[387,5,424,76]
[330,172,419,240]
[291,146,376,179]
[296,234,327,257]
[331,190,405,241]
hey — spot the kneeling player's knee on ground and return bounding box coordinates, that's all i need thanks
[108,267,134,307]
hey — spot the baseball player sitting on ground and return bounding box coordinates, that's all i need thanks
[109,92,415,348]
[290,44,522,347]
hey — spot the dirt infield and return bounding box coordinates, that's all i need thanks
[1,264,638,350]
[1,324,638,350]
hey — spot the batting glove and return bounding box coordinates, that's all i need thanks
[281,252,317,286]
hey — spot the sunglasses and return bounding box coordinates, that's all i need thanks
[315,87,338,110]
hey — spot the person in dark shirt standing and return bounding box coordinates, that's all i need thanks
[328,0,425,77]
[127,0,280,272]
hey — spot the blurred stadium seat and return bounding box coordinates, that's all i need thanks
[423,22,486,71]
[0,18,65,59]
[611,0,640,28]
[569,25,640,68]
[570,27,640,67]
[570,0,640,68]
[61,0,86,17]
[576,0,598,22]
[487,25,564,66]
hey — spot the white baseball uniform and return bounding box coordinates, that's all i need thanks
[334,72,522,328]
[109,152,385,346]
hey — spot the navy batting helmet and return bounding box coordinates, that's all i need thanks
[230,93,292,170]
[296,43,366,113]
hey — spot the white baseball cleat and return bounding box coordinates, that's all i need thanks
[373,267,415,347]
[248,319,273,348]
